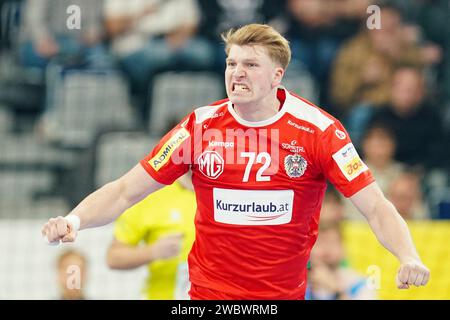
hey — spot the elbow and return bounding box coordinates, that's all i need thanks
[109,178,135,214]
[106,248,124,270]
[365,196,386,225]
[106,249,120,269]
[367,196,404,227]
[115,175,147,210]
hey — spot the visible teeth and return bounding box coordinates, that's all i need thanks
[234,84,249,91]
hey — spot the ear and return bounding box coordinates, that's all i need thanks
[271,67,285,89]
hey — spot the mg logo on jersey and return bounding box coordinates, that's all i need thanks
[198,151,224,179]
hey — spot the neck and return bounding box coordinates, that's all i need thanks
[233,91,280,122]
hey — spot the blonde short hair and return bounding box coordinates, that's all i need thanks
[221,24,291,70]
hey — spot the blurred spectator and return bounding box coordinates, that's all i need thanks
[0,0,20,51]
[104,0,212,121]
[306,222,376,300]
[369,66,445,169]
[445,110,450,171]
[56,249,88,300]
[196,0,283,73]
[391,0,447,41]
[282,0,369,106]
[388,0,449,103]
[387,170,429,220]
[18,0,113,135]
[343,122,406,220]
[330,4,425,115]
[107,174,196,299]
[19,0,110,70]
[361,122,404,192]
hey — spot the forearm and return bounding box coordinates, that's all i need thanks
[351,183,429,288]
[43,165,163,244]
[67,165,161,231]
[365,197,420,263]
[67,180,133,230]
[107,245,153,270]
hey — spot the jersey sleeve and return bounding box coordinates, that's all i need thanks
[140,113,195,185]
[316,120,374,197]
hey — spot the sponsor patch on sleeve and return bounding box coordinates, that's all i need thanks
[149,128,190,171]
[332,143,368,181]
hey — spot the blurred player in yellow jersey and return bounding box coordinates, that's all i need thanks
[106,173,196,299]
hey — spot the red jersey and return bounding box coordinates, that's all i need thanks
[140,88,374,299]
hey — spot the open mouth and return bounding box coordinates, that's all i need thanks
[232,83,250,93]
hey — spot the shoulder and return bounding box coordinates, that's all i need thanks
[284,90,337,133]
[192,98,229,124]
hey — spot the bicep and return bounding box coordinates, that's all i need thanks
[118,163,165,208]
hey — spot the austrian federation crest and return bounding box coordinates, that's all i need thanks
[284,154,307,178]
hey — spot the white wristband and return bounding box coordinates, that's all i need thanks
[64,215,80,232]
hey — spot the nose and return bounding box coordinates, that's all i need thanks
[233,64,245,78]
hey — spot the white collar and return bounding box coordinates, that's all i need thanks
[227,87,290,127]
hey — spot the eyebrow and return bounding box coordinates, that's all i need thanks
[226,58,259,63]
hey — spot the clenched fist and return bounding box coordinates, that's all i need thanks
[41,215,80,245]
[396,259,430,289]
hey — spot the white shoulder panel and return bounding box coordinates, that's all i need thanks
[284,92,334,131]
[194,103,227,124]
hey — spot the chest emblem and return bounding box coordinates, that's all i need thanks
[284,154,307,178]
[198,150,224,179]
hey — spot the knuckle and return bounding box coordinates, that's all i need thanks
[62,237,73,243]
[57,219,67,227]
